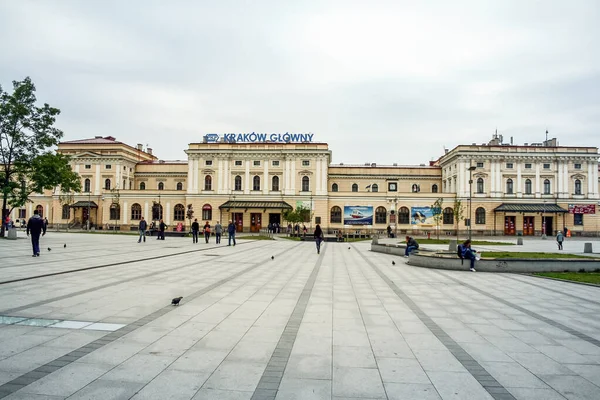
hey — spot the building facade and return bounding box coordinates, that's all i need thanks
[14,134,600,236]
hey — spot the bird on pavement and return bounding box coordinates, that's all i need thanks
[64,244,67,248]
[392,261,395,265]
[171,297,183,306]
[348,247,351,250]
[47,247,51,251]
[271,256,274,260]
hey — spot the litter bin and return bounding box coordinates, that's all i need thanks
[7,228,17,240]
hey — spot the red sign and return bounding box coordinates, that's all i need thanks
[568,204,596,214]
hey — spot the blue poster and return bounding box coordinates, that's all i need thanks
[411,207,435,225]
[343,206,373,225]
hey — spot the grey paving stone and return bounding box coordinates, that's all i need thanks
[332,367,386,399]
[540,374,600,400]
[65,379,144,400]
[276,377,331,400]
[384,382,442,400]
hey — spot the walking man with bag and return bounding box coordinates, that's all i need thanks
[556,230,564,250]
[26,209,46,257]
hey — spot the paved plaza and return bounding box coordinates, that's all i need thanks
[1,232,600,399]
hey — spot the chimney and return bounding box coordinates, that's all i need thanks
[137,144,143,151]
[147,148,153,155]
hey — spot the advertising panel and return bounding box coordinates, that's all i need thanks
[343,206,373,225]
[568,204,596,214]
[411,206,436,225]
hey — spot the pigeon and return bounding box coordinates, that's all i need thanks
[348,247,351,250]
[271,256,274,260]
[47,247,51,251]
[392,261,395,265]
[64,244,67,248]
[171,296,183,306]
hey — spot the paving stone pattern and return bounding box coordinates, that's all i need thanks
[0,232,600,399]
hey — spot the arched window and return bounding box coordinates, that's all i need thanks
[432,184,438,193]
[525,179,532,195]
[272,176,279,191]
[302,176,310,192]
[475,207,486,224]
[234,175,242,191]
[253,176,261,191]
[332,183,338,192]
[140,182,146,190]
[109,203,120,220]
[204,175,212,191]
[544,179,551,194]
[131,203,141,220]
[105,179,111,190]
[575,179,582,195]
[152,203,163,220]
[352,183,358,192]
[177,182,183,191]
[84,179,91,192]
[36,205,43,218]
[372,184,379,193]
[506,179,513,194]
[476,178,484,194]
[412,184,420,193]
[174,204,185,221]
[375,206,387,224]
[158,182,164,191]
[330,206,342,223]
[443,207,454,224]
[398,207,410,224]
[202,204,212,220]
[62,204,70,219]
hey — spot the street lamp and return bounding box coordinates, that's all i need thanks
[541,200,547,239]
[87,191,91,231]
[468,165,476,240]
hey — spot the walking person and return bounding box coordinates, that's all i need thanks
[26,209,46,257]
[214,221,222,244]
[302,224,307,238]
[556,230,564,250]
[191,218,200,243]
[43,217,49,231]
[404,236,419,257]
[227,220,236,246]
[314,224,324,254]
[138,217,147,243]
[203,221,211,243]
[459,239,478,272]
[158,219,166,240]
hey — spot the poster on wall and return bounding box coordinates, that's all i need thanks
[296,200,313,210]
[411,206,435,225]
[568,204,595,214]
[343,206,373,225]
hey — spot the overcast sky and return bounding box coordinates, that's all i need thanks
[1,1,598,164]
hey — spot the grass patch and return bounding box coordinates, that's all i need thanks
[346,238,371,242]
[280,236,302,241]
[481,252,599,259]
[533,272,600,284]
[402,239,513,246]
[236,235,274,240]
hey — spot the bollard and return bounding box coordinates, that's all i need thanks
[449,239,457,252]
[372,235,379,245]
[584,243,593,253]
[7,228,17,240]
[517,237,523,245]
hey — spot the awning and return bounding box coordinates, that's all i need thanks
[494,203,568,213]
[70,201,98,208]
[219,201,293,210]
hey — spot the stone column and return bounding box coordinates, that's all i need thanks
[166,201,171,224]
[144,201,149,220]
[122,201,128,225]
[535,163,541,197]
[516,162,522,197]
[263,160,269,194]
[217,159,223,193]
[187,156,194,192]
[245,160,250,194]
[94,165,101,195]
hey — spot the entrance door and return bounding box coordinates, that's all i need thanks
[250,213,262,233]
[269,213,281,225]
[232,212,243,233]
[523,216,534,235]
[82,208,89,226]
[543,216,553,236]
[504,216,516,235]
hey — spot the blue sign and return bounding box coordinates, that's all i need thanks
[343,206,373,225]
[411,207,435,225]
[204,132,314,143]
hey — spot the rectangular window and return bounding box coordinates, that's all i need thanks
[315,216,321,224]
[205,160,213,166]
[543,163,550,169]
[253,161,260,166]
[105,164,111,169]
[476,162,484,168]
[272,161,280,166]
[302,160,310,166]
[574,163,581,169]
[235,160,242,166]
[574,213,583,226]
[19,209,26,219]
[85,165,91,169]
[525,163,532,169]
[506,163,513,169]
[388,182,397,192]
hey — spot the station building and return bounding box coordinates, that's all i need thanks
[15,133,600,236]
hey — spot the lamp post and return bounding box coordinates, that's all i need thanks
[232,194,236,231]
[541,200,547,239]
[87,191,91,231]
[468,165,476,240]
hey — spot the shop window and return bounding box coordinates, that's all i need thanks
[574,213,583,225]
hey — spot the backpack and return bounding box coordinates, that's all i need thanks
[457,244,464,264]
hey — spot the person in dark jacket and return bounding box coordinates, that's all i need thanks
[191,219,200,243]
[158,219,166,240]
[138,217,147,243]
[404,236,419,257]
[313,224,324,254]
[203,221,211,243]
[227,220,236,246]
[460,239,477,272]
[27,209,46,257]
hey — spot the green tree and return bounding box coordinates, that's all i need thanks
[186,204,194,232]
[452,198,465,240]
[110,186,121,231]
[430,197,444,240]
[1,77,77,236]
[283,205,311,234]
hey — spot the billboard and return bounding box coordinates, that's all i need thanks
[569,204,596,214]
[343,206,373,225]
[411,206,436,225]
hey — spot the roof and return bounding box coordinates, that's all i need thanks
[494,203,568,213]
[60,136,121,145]
[70,201,98,208]
[218,201,293,210]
